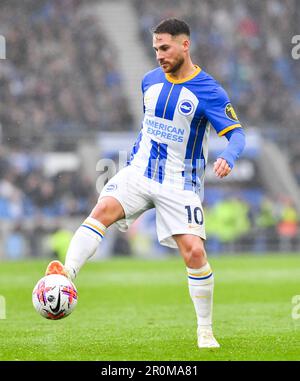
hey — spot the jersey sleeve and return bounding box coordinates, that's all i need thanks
[204,86,242,136]
[141,77,145,114]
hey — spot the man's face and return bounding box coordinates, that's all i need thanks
[153,33,189,74]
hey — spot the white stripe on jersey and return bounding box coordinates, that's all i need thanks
[130,82,208,192]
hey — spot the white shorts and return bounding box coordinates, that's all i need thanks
[99,165,206,249]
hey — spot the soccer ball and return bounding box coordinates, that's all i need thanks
[32,274,78,320]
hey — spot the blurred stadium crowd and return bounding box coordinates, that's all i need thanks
[0,0,133,149]
[0,146,97,219]
[0,0,299,258]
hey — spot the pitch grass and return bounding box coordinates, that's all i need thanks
[0,254,300,361]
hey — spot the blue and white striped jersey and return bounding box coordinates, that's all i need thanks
[128,65,242,191]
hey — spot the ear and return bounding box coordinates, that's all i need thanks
[182,38,190,52]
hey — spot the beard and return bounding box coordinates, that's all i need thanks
[161,56,185,74]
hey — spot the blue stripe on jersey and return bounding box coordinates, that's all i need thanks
[128,127,143,164]
[164,85,182,120]
[155,82,173,119]
[198,138,207,183]
[182,101,207,191]
[144,140,168,183]
[144,139,158,178]
[154,142,168,184]
[192,117,208,187]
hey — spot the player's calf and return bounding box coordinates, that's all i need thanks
[64,217,107,279]
[187,263,219,348]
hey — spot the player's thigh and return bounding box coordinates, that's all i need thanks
[97,166,152,227]
[90,196,125,227]
[155,187,206,247]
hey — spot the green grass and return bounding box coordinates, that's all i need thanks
[0,254,300,360]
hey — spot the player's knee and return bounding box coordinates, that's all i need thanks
[98,198,110,214]
[186,245,207,267]
[92,199,109,219]
[90,197,124,226]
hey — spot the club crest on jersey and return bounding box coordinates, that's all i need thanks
[225,103,238,121]
[178,100,194,116]
[106,184,117,192]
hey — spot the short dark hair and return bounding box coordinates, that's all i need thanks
[152,18,190,37]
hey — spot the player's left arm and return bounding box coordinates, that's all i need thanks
[204,86,246,178]
[213,127,245,178]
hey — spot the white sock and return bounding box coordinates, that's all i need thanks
[187,263,214,331]
[65,217,106,279]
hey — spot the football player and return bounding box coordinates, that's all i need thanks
[46,18,245,349]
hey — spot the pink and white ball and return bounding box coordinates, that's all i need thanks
[32,274,78,320]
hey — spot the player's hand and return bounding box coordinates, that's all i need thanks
[213,158,231,178]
